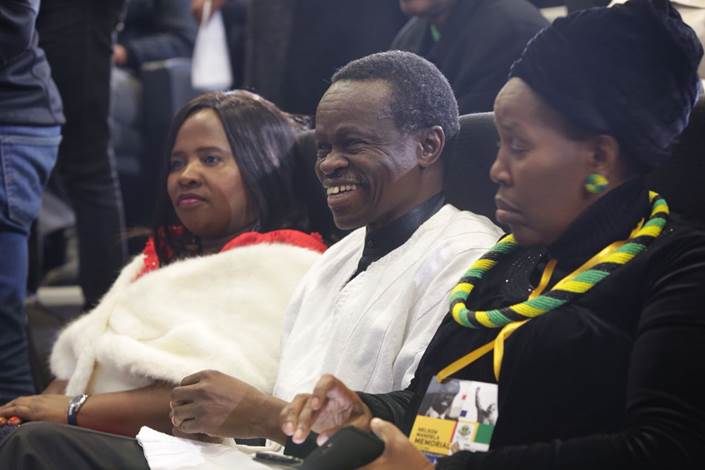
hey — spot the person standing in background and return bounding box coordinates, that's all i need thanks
[392,0,548,114]
[110,0,197,230]
[0,0,64,402]
[195,0,407,116]
[113,0,197,72]
[36,0,127,309]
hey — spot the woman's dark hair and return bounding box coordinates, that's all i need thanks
[151,90,308,264]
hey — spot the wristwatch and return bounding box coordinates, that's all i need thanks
[67,394,89,426]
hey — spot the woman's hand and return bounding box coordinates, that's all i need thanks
[359,418,434,470]
[170,369,287,442]
[0,394,70,423]
[280,374,373,445]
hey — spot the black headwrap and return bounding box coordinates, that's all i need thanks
[509,0,703,171]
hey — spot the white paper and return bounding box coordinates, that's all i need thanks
[136,427,273,470]
[191,0,233,91]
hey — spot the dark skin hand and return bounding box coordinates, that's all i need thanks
[280,374,373,446]
[170,369,288,443]
[0,381,174,436]
[280,374,433,468]
[0,394,70,424]
[358,418,434,470]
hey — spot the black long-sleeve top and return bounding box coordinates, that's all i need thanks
[0,0,64,126]
[117,0,197,71]
[360,180,705,469]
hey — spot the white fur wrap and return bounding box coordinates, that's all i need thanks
[50,243,321,396]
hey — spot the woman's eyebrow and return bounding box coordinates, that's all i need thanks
[195,145,229,153]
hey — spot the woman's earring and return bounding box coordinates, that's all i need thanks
[584,173,609,194]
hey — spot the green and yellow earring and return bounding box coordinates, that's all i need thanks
[584,173,609,194]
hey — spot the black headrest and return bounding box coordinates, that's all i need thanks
[442,113,499,222]
[646,97,705,228]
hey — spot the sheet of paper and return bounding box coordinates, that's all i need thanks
[136,426,274,470]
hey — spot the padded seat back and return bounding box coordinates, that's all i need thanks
[442,112,500,223]
[646,98,705,228]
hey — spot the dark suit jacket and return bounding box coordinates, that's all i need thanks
[391,0,548,114]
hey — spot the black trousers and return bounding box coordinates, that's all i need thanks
[37,0,127,308]
[0,422,149,470]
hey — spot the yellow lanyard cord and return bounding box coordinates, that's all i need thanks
[436,260,555,383]
[436,221,643,384]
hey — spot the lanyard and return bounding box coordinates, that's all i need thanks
[436,222,642,384]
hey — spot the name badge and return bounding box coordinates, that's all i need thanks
[409,377,498,461]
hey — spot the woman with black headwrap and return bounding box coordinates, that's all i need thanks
[281,1,705,468]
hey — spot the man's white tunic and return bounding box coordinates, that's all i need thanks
[274,204,503,400]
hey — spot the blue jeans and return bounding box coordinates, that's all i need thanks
[0,124,60,402]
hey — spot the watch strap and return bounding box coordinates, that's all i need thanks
[67,394,89,426]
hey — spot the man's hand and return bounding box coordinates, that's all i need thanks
[171,426,225,443]
[359,418,434,470]
[170,370,286,442]
[280,374,373,446]
[0,394,70,424]
[191,0,225,22]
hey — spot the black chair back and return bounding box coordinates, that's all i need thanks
[443,112,499,223]
[646,98,705,228]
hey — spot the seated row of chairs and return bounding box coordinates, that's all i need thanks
[295,98,705,243]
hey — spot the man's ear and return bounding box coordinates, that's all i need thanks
[417,125,445,168]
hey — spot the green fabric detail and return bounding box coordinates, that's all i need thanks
[526,295,564,311]
[430,24,441,42]
[573,269,609,284]
[494,241,516,253]
[486,309,510,325]
[464,268,486,279]
[644,217,666,228]
[617,242,642,255]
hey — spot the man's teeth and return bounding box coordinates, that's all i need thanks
[326,184,358,195]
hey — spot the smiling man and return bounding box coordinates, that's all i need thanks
[270,51,503,408]
[0,51,502,469]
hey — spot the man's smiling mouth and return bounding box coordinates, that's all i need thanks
[326,184,359,195]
